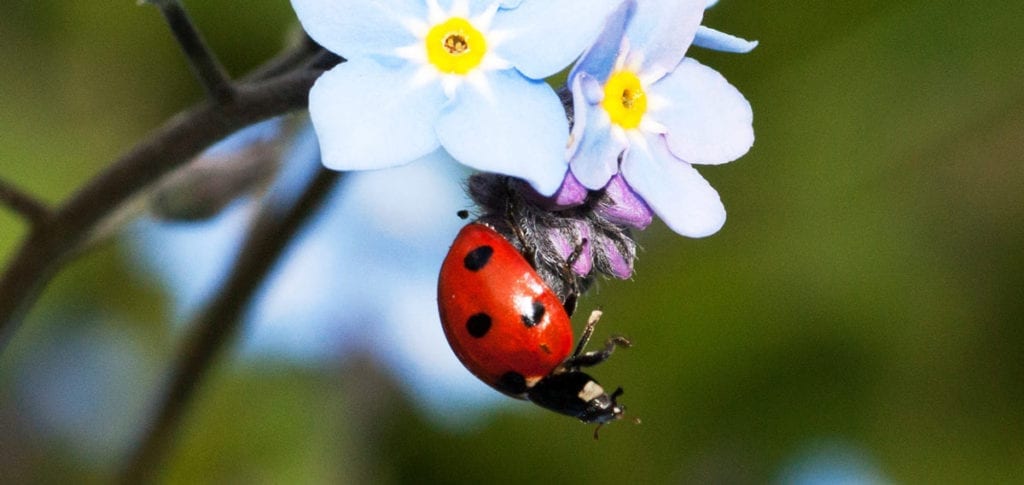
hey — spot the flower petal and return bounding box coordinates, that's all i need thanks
[309,58,445,171]
[625,0,704,76]
[621,135,725,237]
[567,73,626,191]
[568,81,628,190]
[491,0,623,79]
[569,0,634,84]
[290,0,425,59]
[692,26,759,53]
[436,69,568,195]
[566,72,607,160]
[649,58,753,165]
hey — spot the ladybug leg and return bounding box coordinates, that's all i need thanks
[562,292,578,318]
[561,238,588,316]
[569,335,632,369]
[565,310,631,369]
[570,309,602,359]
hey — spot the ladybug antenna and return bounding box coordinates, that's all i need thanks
[456,209,470,220]
[614,388,638,425]
[593,422,605,440]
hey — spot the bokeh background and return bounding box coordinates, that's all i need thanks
[2,0,1023,483]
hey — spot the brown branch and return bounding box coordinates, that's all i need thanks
[150,0,235,104]
[0,63,325,350]
[242,34,325,81]
[0,179,50,225]
[118,167,341,484]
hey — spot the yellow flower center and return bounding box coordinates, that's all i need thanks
[601,71,648,130]
[425,17,487,75]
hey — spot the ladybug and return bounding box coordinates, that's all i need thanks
[437,222,630,432]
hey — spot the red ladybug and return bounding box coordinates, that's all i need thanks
[438,222,630,430]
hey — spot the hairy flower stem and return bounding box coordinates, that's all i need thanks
[0,179,50,226]
[118,167,341,484]
[152,0,235,104]
[0,46,330,352]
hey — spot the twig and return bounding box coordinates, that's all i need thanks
[118,167,341,484]
[0,62,324,350]
[0,179,50,225]
[243,34,324,81]
[150,0,235,104]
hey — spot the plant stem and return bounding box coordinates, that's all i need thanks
[0,179,50,226]
[0,62,324,351]
[117,167,340,484]
[153,0,235,104]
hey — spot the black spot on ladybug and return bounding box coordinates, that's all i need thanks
[463,245,493,272]
[520,300,546,328]
[466,313,492,338]
[497,371,528,395]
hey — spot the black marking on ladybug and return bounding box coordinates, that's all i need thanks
[463,245,494,272]
[520,299,546,328]
[466,313,492,338]
[497,371,528,395]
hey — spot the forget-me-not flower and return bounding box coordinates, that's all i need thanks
[567,0,755,237]
[291,0,623,195]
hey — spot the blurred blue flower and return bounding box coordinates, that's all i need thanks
[777,442,891,485]
[12,321,153,464]
[290,0,623,195]
[567,0,755,237]
[128,123,510,427]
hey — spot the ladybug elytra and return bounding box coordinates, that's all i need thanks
[437,222,630,432]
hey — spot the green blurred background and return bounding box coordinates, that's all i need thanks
[2,0,1022,483]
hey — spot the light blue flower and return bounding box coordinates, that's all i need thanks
[693,0,759,54]
[291,0,623,195]
[567,0,755,237]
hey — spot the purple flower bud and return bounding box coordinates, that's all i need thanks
[596,174,653,230]
[466,173,638,299]
[518,171,588,210]
[548,220,594,277]
[597,234,634,279]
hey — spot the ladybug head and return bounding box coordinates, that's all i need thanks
[526,371,625,426]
